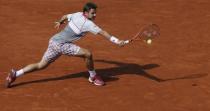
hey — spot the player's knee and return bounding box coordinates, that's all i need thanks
[37,63,44,69]
[85,50,92,59]
[37,61,49,69]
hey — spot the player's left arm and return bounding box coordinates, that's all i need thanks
[54,14,68,29]
[98,30,127,47]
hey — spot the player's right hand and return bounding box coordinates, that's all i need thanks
[118,40,129,47]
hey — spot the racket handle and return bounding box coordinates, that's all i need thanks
[124,40,130,44]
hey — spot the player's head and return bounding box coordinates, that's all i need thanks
[83,2,97,20]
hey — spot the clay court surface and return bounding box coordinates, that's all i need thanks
[0,0,210,111]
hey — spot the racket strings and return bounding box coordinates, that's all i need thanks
[141,24,160,40]
[130,24,160,42]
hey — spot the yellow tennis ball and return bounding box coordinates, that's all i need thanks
[146,39,152,44]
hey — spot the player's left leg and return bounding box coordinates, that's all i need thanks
[75,48,94,71]
[61,43,104,86]
[75,47,105,86]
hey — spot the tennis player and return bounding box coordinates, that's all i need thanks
[6,2,128,88]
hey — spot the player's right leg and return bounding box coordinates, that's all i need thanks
[5,58,50,88]
[6,40,60,88]
[22,58,50,74]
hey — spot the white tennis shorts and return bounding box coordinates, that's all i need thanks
[42,40,80,62]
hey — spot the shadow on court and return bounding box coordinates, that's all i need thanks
[11,59,208,88]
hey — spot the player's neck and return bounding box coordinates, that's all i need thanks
[83,13,88,18]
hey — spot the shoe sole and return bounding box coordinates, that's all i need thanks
[94,82,104,86]
[5,80,11,88]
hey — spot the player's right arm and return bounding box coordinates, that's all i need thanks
[87,20,128,46]
[98,30,127,47]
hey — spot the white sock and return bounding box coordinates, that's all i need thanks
[16,69,24,77]
[88,70,96,77]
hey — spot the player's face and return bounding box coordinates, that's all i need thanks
[87,9,96,20]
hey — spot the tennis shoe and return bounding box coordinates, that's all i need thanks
[89,75,105,86]
[6,69,17,88]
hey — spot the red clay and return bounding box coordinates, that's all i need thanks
[0,0,210,111]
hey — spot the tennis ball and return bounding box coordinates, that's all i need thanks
[146,39,152,44]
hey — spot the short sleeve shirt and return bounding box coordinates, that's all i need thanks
[67,12,102,35]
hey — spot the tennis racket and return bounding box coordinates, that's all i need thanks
[125,24,160,44]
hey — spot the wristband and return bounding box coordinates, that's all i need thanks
[110,36,120,44]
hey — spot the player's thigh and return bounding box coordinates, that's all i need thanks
[75,47,91,58]
[60,43,91,58]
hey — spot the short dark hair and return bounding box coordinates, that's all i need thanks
[83,2,98,12]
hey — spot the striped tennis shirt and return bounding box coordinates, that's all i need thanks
[51,12,102,43]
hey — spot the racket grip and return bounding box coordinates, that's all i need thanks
[124,40,130,44]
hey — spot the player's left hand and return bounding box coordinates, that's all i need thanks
[54,22,61,30]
